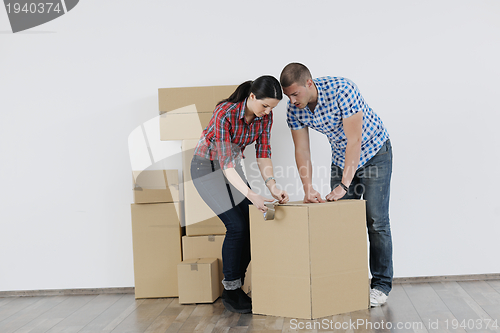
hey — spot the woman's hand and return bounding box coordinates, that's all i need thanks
[255,158,290,205]
[269,184,289,204]
[248,192,274,213]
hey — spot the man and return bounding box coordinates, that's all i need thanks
[280,63,393,307]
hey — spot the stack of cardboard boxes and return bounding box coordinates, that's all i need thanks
[130,170,182,298]
[131,84,248,304]
[160,85,238,303]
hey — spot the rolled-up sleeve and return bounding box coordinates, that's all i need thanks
[337,80,366,119]
[255,112,273,159]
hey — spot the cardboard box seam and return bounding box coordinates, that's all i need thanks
[307,206,313,319]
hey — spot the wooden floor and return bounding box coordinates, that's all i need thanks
[1,280,500,332]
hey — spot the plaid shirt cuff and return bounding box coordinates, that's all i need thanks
[219,156,236,170]
[255,144,271,159]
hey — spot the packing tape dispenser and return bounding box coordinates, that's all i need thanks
[263,202,279,221]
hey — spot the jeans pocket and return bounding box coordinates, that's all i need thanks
[191,159,212,181]
[375,140,391,156]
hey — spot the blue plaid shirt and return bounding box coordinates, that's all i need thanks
[287,77,389,169]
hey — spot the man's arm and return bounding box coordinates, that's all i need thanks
[291,127,325,203]
[325,111,363,201]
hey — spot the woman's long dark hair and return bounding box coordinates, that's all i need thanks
[217,75,283,105]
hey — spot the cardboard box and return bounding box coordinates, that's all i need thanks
[158,85,238,114]
[181,235,252,295]
[242,262,252,295]
[177,258,219,304]
[131,203,182,298]
[249,200,369,319]
[182,235,224,295]
[159,104,213,141]
[132,169,179,204]
[182,139,226,236]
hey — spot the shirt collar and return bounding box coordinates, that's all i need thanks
[313,78,327,107]
[238,99,247,120]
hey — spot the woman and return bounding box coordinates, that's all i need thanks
[190,75,289,314]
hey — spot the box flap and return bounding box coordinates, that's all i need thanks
[132,169,178,190]
[159,104,198,115]
[195,258,218,265]
[308,199,369,318]
[276,199,365,207]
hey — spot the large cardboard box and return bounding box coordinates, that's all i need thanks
[159,105,213,141]
[177,258,219,304]
[242,262,252,294]
[181,235,252,295]
[158,85,238,114]
[131,203,182,298]
[182,139,226,236]
[249,200,369,319]
[132,169,179,204]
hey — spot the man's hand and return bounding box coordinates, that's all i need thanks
[325,185,346,201]
[303,185,325,203]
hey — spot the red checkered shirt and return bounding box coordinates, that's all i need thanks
[194,99,273,170]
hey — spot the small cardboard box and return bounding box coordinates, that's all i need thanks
[159,105,213,141]
[132,169,179,204]
[177,258,219,304]
[131,203,182,298]
[249,200,369,319]
[158,85,238,114]
[182,235,224,295]
[182,139,226,236]
[181,235,252,295]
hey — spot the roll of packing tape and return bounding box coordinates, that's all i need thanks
[263,203,276,220]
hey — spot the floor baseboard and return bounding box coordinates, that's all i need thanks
[0,287,135,298]
[393,273,500,284]
[1,273,499,297]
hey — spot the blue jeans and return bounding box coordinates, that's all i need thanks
[190,155,251,286]
[331,140,393,295]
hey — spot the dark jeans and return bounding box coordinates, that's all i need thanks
[331,140,393,295]
[190,155,251,285]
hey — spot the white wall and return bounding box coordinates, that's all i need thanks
[1,0,499,292]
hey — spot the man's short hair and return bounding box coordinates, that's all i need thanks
[280,63,312,88]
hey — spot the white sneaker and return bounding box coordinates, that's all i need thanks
[370,288,388,307]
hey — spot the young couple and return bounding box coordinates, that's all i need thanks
[190,63,393,313]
